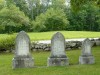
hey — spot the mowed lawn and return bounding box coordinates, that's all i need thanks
[0,46,100,75]
[0,31,100,41]
[28,31,100,40]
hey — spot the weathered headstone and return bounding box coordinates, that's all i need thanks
[79,38,95,64]
[95,38,100,46]
[47,32,69,66]
[12,31,34,69]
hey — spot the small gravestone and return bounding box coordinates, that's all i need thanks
[12,31,34,69]
[47,32,69,66]
[79,38,95,64]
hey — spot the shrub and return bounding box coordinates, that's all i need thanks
[0,35,15,52]
[0,4,31,33]
[67,2,100,31]
[32,8,69,32]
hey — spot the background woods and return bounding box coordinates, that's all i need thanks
[0,0,100,33]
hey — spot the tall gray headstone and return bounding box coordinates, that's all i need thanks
[47,32,69,66]
[79,38,95,64]
[12,31,34,69]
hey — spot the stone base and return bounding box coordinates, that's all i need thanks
[47,57,69,66]
[12,56,34,69]
[79,56,95,64]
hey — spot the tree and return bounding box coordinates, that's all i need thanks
[0,0,5,10]
[50,0,66,9]
[70,0,100,12]
[0,4,30,33]
[5,0,15,7]
[14,0,47,20]
[67,2,100,31]
[31,0,42,20]
[32,8,69,31]
[14,0,29,17]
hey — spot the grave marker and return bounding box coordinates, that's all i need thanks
[12,31,34,69]
[47,32,69,66]
[79,38,95,64]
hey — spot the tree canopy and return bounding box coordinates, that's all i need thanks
[0,0,100,33]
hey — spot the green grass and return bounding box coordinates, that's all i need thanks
[0,31,100,41]
[28,31,100,41]
[0,46,100,75]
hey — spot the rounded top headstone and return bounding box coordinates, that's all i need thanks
[52,32,65,41]
[82,38,92,56]
[50,32,66,58]
[15,31,30,56]
[16,31,30,42]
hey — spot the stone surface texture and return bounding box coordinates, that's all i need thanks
[47,32,69,66]
[12,31,34,69]
[79,38,95,64]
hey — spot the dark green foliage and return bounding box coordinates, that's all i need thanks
[70,0,87,12]
[67,2,100,31]
[0,4,31,33]
[14,0,29,18]
[0,35,15,52]
[0,0,5,10]
[70,0,99,12]
[32,8,69,31]
[0,0,100,33]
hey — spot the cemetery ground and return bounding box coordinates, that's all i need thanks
[0,31,100,41]
[0,46,100,75]
[0,31,100,75]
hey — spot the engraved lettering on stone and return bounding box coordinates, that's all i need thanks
[12,31,34,69]
[82,38,92,55]
[47,32,69,66]
[51,32,66,57]
[79,38,95,64]
[17,38,29,56]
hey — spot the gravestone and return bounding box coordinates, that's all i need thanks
[79,38,95,64]
[12,31,34,69]
[47,32,69,66]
